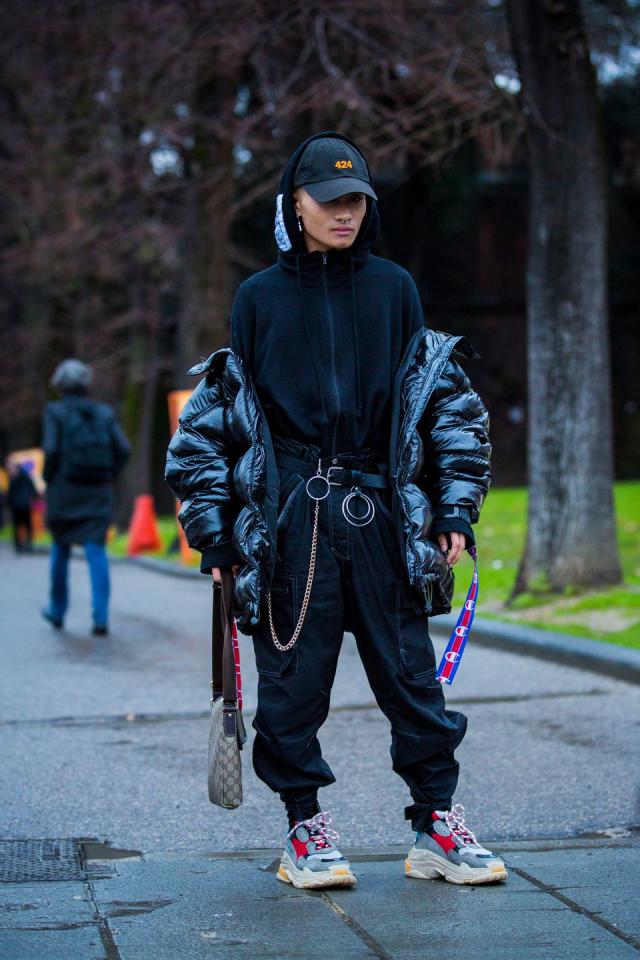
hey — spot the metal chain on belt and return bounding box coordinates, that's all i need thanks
[267,491,320,653]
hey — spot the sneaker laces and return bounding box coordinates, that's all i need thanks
[287,810,339,850]
[444,804,479,847]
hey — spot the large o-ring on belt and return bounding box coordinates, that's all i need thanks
[305,464,376,527]
[305,472,331,501]
[342,487,375,526]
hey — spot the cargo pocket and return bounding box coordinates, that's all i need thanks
[395,581,436,679]
[277,468,305,533]
[253,573,300,678]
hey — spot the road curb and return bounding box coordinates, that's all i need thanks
[430,613,640,686]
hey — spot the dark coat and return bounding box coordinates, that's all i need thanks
[43,394,131,545]
[165,327,491,634]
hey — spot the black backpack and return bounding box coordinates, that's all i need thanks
[60,404,115,484]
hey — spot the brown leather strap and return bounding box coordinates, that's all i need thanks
[211,569,237,705]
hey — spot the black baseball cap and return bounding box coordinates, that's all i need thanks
[293,137,378,202]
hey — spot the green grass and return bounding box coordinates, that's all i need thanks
[5,480,639,648]
[450,480,640,649]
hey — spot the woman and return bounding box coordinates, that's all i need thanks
[7,463,37,552]
[42,359,130,634]
[166,131,505,889]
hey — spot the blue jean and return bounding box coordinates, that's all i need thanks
[49,542,110,626]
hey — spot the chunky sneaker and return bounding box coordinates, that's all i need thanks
[405,804,508,885]
[277,811,356,889]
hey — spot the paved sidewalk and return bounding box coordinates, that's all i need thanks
[1,835,639,958]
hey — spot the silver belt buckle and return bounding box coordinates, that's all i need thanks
[326,465,345,486]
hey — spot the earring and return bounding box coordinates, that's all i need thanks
[297,216,303,232]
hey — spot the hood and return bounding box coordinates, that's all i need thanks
[273,131,380,423]
[274,129,380,268]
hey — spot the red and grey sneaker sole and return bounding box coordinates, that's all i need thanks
[277,850,357,889]
[405,848,508,885]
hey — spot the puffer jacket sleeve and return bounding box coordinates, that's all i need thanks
[419,355,491,544]
[165,372,242,569]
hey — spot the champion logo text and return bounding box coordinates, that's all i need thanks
[436,546,479,686]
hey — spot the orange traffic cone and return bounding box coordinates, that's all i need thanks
[127,494,162,555]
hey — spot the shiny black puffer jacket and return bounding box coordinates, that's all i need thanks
[165,327,491,634]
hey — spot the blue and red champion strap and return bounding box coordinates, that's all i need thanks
[435,545,478,685]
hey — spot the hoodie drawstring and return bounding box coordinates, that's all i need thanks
[296,254,329,425]
[350,257,363,420]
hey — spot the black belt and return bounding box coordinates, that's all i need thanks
[276,452,390,490]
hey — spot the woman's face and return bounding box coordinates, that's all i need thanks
[293,187,367,253]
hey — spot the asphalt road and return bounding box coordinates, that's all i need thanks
[1,545,638,854]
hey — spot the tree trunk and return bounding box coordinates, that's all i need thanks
[117,284,160,525]
[506,0,622,596]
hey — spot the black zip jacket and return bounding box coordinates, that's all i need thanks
[165,132,491,617]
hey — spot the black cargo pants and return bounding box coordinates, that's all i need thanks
[251,435,467,832]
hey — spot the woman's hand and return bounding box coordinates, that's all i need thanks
[211,565,241,583]
[437,531,466,566]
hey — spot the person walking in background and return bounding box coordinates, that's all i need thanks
[167,131,504,890]
[7,463,37,552]
[41,359,130,634]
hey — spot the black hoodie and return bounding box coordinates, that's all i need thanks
[229,130,425,458]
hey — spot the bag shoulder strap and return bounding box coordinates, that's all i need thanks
[211,570,237,705]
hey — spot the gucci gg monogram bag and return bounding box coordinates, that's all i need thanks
[208,570,246,809]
